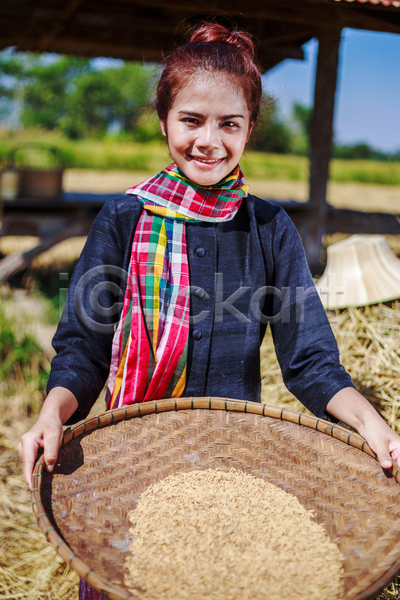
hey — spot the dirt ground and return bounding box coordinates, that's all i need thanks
[64,169,400,213]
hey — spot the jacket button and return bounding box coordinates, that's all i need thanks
[195,247,206,258]
[195,287,206,299]
[192,329,202,340]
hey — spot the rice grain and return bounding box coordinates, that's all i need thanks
[125,468,344,600]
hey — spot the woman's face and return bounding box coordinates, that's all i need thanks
[160,72,252,186]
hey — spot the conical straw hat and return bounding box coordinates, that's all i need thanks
[315,234,400,309]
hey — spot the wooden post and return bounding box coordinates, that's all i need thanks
[306,26,342,275]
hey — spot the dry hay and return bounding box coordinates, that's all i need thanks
[330,303,400,433]
[2,294,400,599]
[125,469,344,600]
[0,380,79,600]
[261,302,400,435]
[260,302,400,599]
[0,294,79,600]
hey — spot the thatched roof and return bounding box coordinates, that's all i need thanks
[1,0,399,70]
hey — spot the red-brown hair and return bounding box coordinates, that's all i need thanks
[156,23,262,127]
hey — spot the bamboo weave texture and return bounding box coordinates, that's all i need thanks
[31,398,400,600]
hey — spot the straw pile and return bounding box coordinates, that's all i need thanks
[0,397,79,600]
[2,272,400,599]
[0,293,79,600]
[261,301,400,600]
[261,302,400,434]
[125,469,344,600]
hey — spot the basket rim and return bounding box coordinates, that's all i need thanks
[31,397,400,600]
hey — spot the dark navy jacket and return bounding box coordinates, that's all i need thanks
[47,194,353,422]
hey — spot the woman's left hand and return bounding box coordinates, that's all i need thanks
[326,387,400,469]
[358,408,400,469]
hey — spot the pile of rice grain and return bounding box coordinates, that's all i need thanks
[125,469,344,600]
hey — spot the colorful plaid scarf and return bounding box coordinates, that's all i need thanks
[107,163,248,409]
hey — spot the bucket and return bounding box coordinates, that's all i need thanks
[4,145,64,201]
[19,168,63,199]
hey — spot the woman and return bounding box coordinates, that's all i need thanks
[18,21,400,600]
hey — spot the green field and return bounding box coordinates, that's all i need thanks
[1,128,400,186]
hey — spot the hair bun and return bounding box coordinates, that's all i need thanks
[188,23,255,60]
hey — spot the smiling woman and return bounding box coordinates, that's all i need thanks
[17,20,400,600]
[160,73,251,186]
[155,22,261,186]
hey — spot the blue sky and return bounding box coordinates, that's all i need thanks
[264,28,400,153]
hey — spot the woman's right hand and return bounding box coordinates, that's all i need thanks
[17,387,79,489]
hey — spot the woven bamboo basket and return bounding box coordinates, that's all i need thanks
[31,398,400,600]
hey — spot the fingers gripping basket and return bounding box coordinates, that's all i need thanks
[31,398,400,600]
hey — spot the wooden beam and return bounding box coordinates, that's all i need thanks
[1,0,399,64]
[337,5,400,34]
[76,12,183,36]
[259,29,315,47]
[128,0,342,27]
[259,45,305,68]
[0,32,305,67]
[0,34,172,61]
[0,221,87,282]
[54,39,166,61]
[2,0,400,35]
[253,0,400,33]
[306,26,342,274]
[271,202,400,257]
[325,208,400,236]
[136,0,400,34]
[37,0,83,52]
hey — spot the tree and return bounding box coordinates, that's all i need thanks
[105,62,157,134]
[22,56,90,131]
[62,62,157,139]
[247,96,293,154]
[291,102,312,156]
[333,142,389,161]
[61,68,121,138]
[293,103,312,138]
[0,50,32,129]
[0,49,157,139]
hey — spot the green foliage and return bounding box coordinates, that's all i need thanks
[333,142,393,162]
[0,128,170,171]
[0,303,48,385]
[61,62,159,140]
[293,103,312,138]
[22,57,90,131]
[330,159,400,185]
[0,127,399,185]
[242,153,400,186]
[242,151,308,181]
[247,97,293,154]
[0,49,158,140]
[0,53,26,79]
[289,102,400,162]
[104,62,158,134]
[291,103,313,156]
[61,68,122,138]
[133,109,164,143]
[1,50,398,163]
